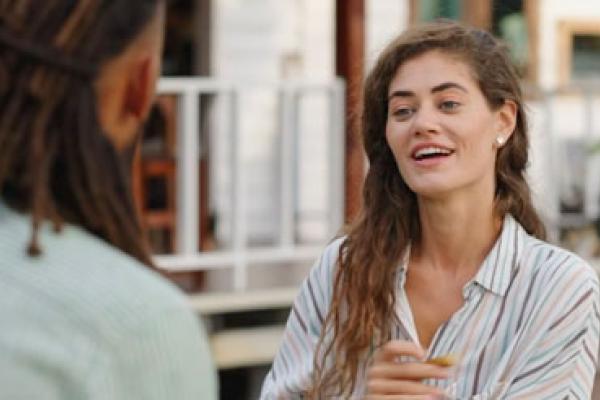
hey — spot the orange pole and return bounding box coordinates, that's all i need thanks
[336,0,365,222]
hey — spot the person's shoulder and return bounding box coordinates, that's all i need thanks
[299,236,347,300]
[323,236,346,263]
[0,211,201,378]
[0,212,191,330]
[60,224,190,315]
[311,236,346,275]
[522,236,599,292]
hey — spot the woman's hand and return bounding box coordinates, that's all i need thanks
[365,340,450,399]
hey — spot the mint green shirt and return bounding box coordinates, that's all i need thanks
[0,201,218,399]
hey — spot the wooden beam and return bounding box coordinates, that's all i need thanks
[336,0,365,222]
[210,326,285,369]
[524,0,540,84]
[409,0,420,26]
[189,287,298,315]
[463,0,492,30]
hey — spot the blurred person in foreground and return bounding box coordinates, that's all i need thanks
[261,21,600,399]
[0,1,217,399]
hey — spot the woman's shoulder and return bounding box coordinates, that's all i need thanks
[310,236,347,276]
[299,236,347,302]
[521,236,599,293]
[323,236,347,262]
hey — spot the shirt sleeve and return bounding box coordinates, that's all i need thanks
[89,304,218,400]
[260,238,343,400]
[502,264,600,399]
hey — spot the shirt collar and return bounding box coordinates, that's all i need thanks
[471,214,525,296]
[396,214,526,297]
[397,247,410,288]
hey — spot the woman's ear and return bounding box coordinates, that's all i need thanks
[495,99,518,141]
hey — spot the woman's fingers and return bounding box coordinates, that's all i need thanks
[373,340,426,362]
[368,361,450,381]
[366,378,445,396]
[367,340,451,397]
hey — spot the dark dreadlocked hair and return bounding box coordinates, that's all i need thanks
[0,0,165,266]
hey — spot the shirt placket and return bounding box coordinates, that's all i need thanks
[427,283,474,354]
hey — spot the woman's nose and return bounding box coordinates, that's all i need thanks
[411,106,441,136]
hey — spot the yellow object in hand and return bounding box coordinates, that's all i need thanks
[425,354,457,367]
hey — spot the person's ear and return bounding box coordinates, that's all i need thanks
[124,55,157,124]
[96,52,159,151]
[95,4,163,152]
[494,99,517,144]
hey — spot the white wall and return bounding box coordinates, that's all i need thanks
[537,0,600,88]
[203,0,600,254]
[209,0,335,246]
[365,0,410,71]
[528,1,600,238]
[301,0,335,80]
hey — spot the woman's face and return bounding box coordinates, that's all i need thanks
[385,50,515,199]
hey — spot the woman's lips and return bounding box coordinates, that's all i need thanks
[412,152,453,167]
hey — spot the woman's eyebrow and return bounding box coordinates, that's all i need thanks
[431,82,468,93]
[388,82,468,101]
[388,90,414,101]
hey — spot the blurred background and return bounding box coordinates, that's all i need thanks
[135,0,600,398]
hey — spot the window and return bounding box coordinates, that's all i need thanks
[418,0,462,21]
[408,0,538,81]
[572,34,600,82]
[558,21,600,85]
[493,0,529,77]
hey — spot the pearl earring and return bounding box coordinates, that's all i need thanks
[495,136,506,147]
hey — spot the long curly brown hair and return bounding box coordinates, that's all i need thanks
[310,21,546,397]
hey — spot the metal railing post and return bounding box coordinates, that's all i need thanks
[328,80,346,238]
[229,90,247,291]
[152,78,346,280]
[176,90,201,255]
[279,88,296,248]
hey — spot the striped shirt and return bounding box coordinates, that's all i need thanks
[261,215,600,399]
[0,201,218,400]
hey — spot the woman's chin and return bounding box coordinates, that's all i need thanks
[407,181,456,200]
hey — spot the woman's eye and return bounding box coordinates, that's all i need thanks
[392,107,414,119]
[440,101,460,111]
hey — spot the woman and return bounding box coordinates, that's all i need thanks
[0,1,216,398]
[261,22,599,399]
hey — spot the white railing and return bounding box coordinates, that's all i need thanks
[151,79,600,292]
[152,77,346,291]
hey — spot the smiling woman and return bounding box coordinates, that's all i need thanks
[261,21,600,399]
[385,50,517,198]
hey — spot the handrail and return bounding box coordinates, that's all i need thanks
[152,77,345,291]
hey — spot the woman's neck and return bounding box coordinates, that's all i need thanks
[412,190,503,277]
